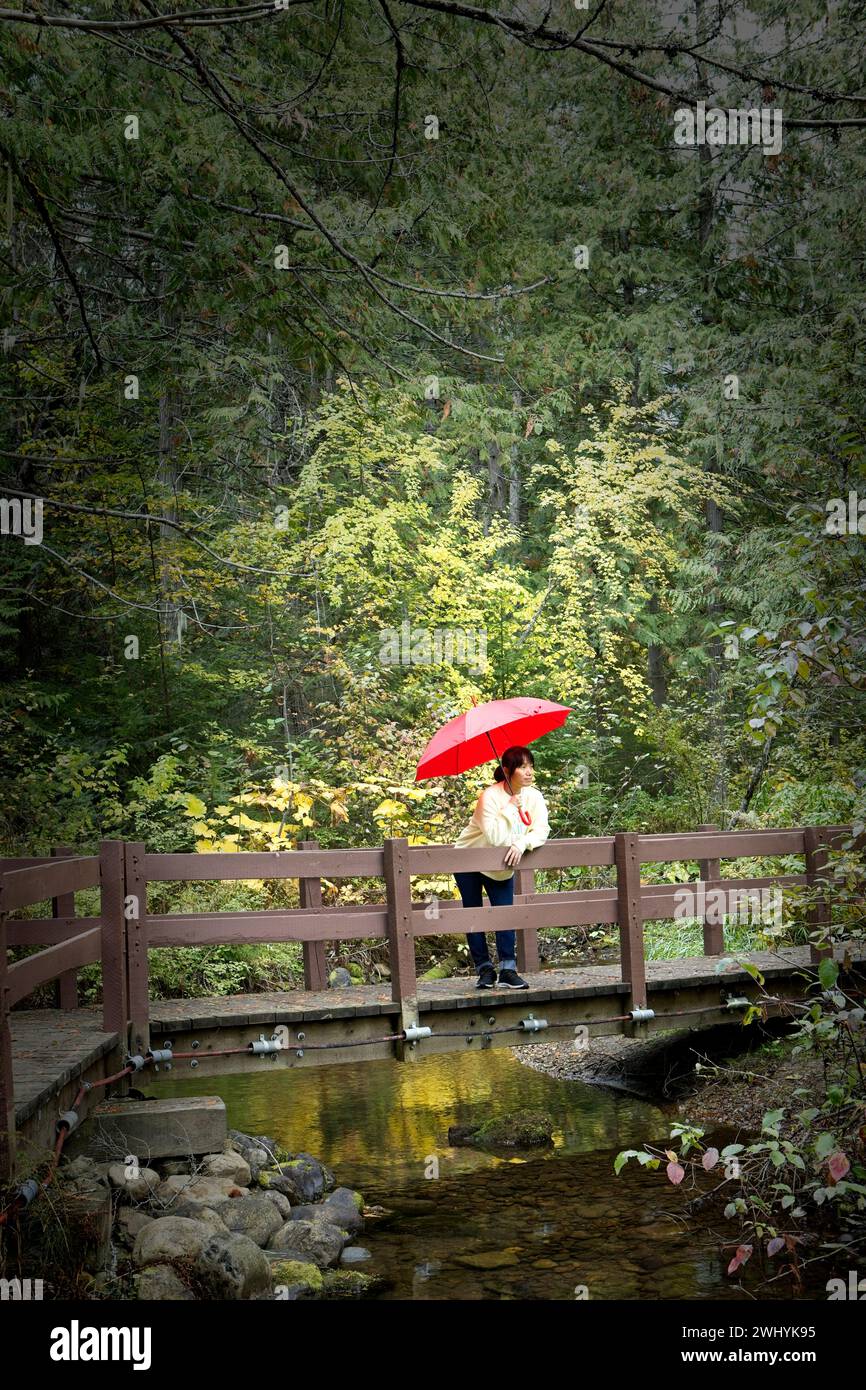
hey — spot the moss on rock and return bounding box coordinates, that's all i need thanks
[321,1268,383,1299]
[270,1260,324,1294]
[448,1109,554,1149]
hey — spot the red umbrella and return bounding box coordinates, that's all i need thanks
[415,697,571,783]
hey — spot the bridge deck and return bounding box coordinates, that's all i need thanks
[147,946,826,1031]
[11,1010,119,1125]
[12,945,857,1122]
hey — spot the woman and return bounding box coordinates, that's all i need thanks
[452,745,550,989]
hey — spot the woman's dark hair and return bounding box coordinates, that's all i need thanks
[493,746,535,782]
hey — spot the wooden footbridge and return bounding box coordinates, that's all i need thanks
[1,824,860,1180]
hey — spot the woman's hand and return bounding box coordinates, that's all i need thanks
[503,843,524,867]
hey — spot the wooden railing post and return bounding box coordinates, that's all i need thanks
[697,824,724,955]
[52,845,78,1009]
[299,840,328,991]
[124,841,150,1053]
[804,826,832,963]
[615,831,647,1009]
[0,891,16,1182]
[100,841,128,1035]
[515,865,539,973]
[383,837,419,1059]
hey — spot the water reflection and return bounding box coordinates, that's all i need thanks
[148,1049,824,1301]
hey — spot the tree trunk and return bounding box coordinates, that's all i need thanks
[157,270,183,648]
[508,390,521,528]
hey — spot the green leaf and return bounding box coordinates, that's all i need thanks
[818,957,839,990]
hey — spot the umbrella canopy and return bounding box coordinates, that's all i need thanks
[415,697,571,781]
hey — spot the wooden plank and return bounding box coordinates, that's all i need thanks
[804,826,832,964]
[0,858,54,871]
[2,856,99,912]
[410,837,616,873]
[52,846,78,1010]
[299,840,328,991]
[125,842,150,1053]
[640,829,806,862]
[815,825,855,851]
[412,894,618,935]
[697,825,723,954]
[145,908,389,945]
[0,909,15,1181]
[515,864,538,972]
[615,831,646,1009]
[143,848,384,881]
[140,827,851,884]
[383,837,419,1051]
[100,840,127,1035]
[5,917,101,945]
[6,928,101,1008]
[639,876,807,923]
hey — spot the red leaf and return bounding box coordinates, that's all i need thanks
[828,1152,850,1183]
[702,1147,719,1171]
[666,1161,685,1185]
[727,1244,753,1275]
[442,400,451,420]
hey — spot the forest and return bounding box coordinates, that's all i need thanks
[1,0,866,1317]
[2,1,864,972]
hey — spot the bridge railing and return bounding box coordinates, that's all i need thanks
[1,823,853,1068]
[0,842,126,1181]
[118,823,852,1045]
[0,824,856,1180]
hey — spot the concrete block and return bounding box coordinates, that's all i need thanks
[85,1096,227,1162]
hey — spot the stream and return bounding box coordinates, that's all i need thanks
[148,1048,828,1301]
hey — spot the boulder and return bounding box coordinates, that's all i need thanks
[242,1146,273,1181]
[321,1268,385,1299]
[135,1264,195,1301]
[154,1174,243,1209]
[328,967,352,988]
[211,1195,283,1247]
[257,1169,304,1202]
[194,1232,272,1300]
[447,1109,554,1149]
[171,1202,231,1232]
[107,1164,161,1202]
[200,1152,252,1186]
[115,1208,154,1246]
[263,1190,292,1220]
[133,1216,213,1267]
[275,1154,328,1202]
[291,1190,364,1236]
[270,1259,324,1300]
[266,1218,347,1268]
[263,1248,318,1266]
[340,1246,372,1265]
[228,1129,277,1156]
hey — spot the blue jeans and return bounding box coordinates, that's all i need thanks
[453,871,517,972]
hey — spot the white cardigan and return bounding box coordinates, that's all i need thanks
[453,783,550,881]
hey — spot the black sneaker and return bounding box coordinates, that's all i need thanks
[497,968,530,989]
[476,963,497,989]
